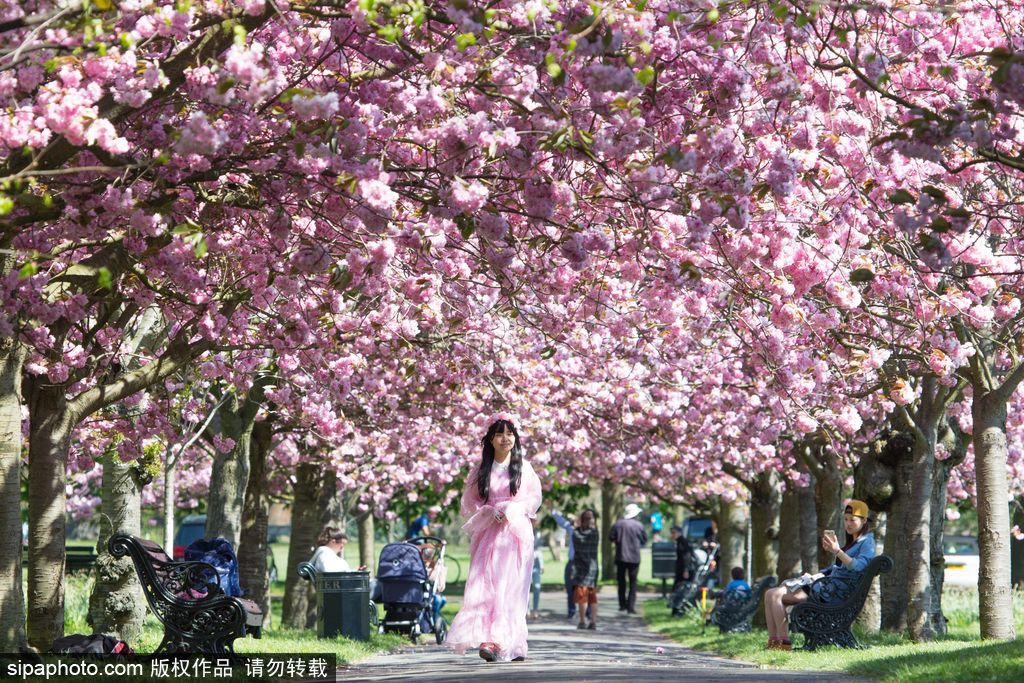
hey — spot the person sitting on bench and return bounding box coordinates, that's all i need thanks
[762,499,876,650]
[710,566,751,602]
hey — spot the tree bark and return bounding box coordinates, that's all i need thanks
[357,512,375,575]
[926,418,967,637]
[746,471,780,629]
[282,463,320,629]
[776,484,801,580]
[814,470,843,570]
[1012,498,1024,589]
[163,461,175,550]
[857,511,884,635]
[205,394,253,549]
[600,480,624,580]
[87,453,146,642]
[0,335,26,651]
[853,436,898,636]
[797,475,818,574]
[237,420,272,627]
[750,471,781,581]
[880,430,913,632]
[716,497,748,586]
[972,392,1015,639]
[903,417,936,642]
[24,380,74,651]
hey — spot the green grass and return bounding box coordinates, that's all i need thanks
[62,573,406,663]
[643,587,1024,683]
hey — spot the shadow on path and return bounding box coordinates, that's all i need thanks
[341,589,864,682]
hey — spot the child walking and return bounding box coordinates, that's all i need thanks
[571,509,600,630]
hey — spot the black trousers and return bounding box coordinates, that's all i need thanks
[616,561,640,611]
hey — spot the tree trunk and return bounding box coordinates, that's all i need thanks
[357,512,375,575]
[881,431,913,632]
[750,471,781,580]
[926,418,966,637]
[1012,498,1024,589]
[716,497,748,586]
[857,511,884,635]
[205,394,253,549]
[972,392,1015,639]
[282,463,320,629]
[0,336,26,651]
[748,471,780,629]
[904,419,936,641]
[853,436,898,636]
[776,485,801,580]
[601,480,624,580]
[237,420,272,627]
[813,460,842,571]
[25,381,74,651]
[797,476,818,574]
[163,459,175,550]
[88,453,146,642]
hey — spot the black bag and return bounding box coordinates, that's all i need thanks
[50,634,133,655]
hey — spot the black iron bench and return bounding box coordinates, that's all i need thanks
[708,575,777,633]
[109,533,262,655]
[789,554,893,650]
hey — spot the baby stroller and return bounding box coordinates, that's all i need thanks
[376,535,448,644]
[668,542,719,617]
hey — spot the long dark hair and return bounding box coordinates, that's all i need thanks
[843,517,873,549]
[476,419,523,503]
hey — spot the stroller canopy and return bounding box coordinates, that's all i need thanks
[377,542,428,582]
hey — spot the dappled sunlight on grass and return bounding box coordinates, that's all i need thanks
[62,573,406,663]
[644,590,1024,683]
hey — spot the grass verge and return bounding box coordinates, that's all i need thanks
[63,574,406,664]
[643,589,1024,683]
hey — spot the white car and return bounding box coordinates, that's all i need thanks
[943,535,980,588]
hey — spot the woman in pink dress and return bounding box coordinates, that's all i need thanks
[446,416,542,662]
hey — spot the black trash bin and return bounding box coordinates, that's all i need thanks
[314,570,370,641]
[651,541,677,597]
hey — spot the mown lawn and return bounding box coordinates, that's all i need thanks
[643,587,1024,683]
[61,573,406,663]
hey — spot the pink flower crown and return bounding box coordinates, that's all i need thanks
[490,411,516,424]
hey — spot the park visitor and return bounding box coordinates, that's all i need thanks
[571,508,601,630]
[551,509,591,621]
[610,502,648,614]
[405,507,436,539]
[763,499,876,650]
[310,526,352,572]
[446,416,543,663]
[710,566,752,601]
[670,525,694,587]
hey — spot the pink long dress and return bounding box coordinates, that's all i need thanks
[446,458,542,661]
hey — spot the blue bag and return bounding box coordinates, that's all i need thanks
[184,536,243,597]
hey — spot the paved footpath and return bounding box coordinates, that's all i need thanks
[340,588,865,682]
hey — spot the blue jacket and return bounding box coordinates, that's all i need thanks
[823,532,876,583]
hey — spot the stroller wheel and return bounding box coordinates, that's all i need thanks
[410,623,420,644]
[435,615,448,645]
